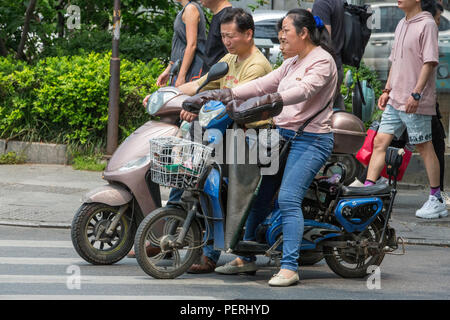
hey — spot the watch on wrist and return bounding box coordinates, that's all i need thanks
[411,92,421,101]
[382,88,391,94]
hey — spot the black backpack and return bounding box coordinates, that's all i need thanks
[341,2,373,68]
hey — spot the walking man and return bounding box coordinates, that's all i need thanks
[365,0,448,219]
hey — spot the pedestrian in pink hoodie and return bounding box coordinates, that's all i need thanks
[365,0,448,219]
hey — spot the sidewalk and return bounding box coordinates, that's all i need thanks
[0,164,449,247]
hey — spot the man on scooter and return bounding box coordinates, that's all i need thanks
[142,8,272,273]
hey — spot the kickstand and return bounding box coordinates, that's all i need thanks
[385,237,406,255]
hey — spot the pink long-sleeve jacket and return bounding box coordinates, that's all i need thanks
[232,46,337,133]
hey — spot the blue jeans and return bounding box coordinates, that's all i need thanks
[241,128,334,270]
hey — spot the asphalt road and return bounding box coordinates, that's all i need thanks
[0,225,448,300]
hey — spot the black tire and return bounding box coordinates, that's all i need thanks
[134,207,202,279]
[71,202,136,265]
[298,251,324,266]
[323,220,386,278]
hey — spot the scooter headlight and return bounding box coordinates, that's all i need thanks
[198,100,227,128]
[118,155,151,172]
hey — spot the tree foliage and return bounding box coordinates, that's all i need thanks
[0,0,180,62]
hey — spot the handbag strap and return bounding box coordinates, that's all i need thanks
[292,98,333,140]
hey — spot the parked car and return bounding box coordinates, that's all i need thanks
[252,10,287,64]
[363,2,450,88]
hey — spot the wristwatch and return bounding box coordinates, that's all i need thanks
[411,92,421,101]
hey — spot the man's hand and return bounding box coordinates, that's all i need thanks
[180,109,198,122]
[377,92,389,111]
[405,96,419,114]
[175,74,186,87]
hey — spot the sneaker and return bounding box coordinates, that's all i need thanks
[415,195,449,219]
[349,178,365,187]
[442,192,450,210]
[377,176,389,185]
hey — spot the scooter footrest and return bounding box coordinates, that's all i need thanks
[341,184,391,196]
[233,241,270,254]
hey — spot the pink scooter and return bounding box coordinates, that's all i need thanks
[71,61,188,265]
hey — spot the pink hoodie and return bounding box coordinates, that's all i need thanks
[388,11,439,115]
[231,46,337,133]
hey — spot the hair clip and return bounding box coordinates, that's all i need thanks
[314,16,325,31]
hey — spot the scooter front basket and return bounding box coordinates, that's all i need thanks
[149,136,213,190]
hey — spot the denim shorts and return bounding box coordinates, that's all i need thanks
[378,105,432,145]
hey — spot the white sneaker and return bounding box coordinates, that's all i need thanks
[442,192,450,210]
[415,195,449,219]
[349,178,365,187]
[377,176,389,185]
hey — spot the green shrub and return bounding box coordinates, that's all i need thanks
[41,28,174,64]
[0,53,163,150]
[72,154,107,171]
[342,62,384,127]
[0,151,26,165]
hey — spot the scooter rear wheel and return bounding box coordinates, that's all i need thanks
[71,203,136,265]
[323,219,386,278]
[134,207,202,279]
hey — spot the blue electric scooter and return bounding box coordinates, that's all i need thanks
[134,64,404,280]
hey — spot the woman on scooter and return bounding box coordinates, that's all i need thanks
[182,8,337,286]
[156,0,207,87]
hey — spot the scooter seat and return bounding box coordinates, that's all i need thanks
[340,184,391,197]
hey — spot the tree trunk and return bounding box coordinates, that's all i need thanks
[15,0,38,60]
[0,37,8,57]
[56,0,66,38]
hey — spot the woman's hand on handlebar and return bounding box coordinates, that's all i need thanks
[143,94,151,108]
[180,109,198,123]
[156,68,170,87]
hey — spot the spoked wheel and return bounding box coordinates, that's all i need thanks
[134,207,202,279]
[71,203,136,265]
[323,220,386,278]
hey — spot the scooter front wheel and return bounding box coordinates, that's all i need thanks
[71,203,136,265]
[134,207,202,279]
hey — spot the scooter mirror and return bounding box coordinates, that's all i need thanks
[196,62,229,94]
[170,60,181,77]
[344,69,354,88]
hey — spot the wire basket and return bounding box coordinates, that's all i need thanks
[149,136,213,189]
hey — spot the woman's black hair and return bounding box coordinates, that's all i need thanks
[421,0,438,17]
[220,8,255,37]
[285,8,335,58]
[436,1,444,13]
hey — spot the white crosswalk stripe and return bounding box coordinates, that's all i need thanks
[0,240,73,248]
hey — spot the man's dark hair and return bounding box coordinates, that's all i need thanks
[220,8,255,37]
[421,0,438,17]
[276,17,284,32]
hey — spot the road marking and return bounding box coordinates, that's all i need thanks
[0,257,83,265]
[0,274,265,287]
[0,240,73,248]
[0,295,217,300]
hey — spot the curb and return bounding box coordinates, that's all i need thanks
[401,238,450,247]
[0,220,71,229]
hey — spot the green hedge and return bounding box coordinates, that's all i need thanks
[0,53,163,150]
